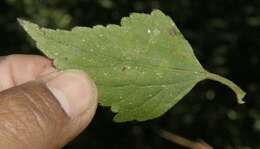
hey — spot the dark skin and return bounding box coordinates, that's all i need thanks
[0,54,97,149]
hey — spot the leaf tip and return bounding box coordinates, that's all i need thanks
[17,18,29,28]
[17,18,40,31]
[17,18,23,24]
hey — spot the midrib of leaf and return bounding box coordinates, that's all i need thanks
[97,76,202,88]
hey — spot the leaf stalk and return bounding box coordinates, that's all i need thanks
[207,72,246,104]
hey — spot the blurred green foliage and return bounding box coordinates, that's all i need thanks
[0,0,260,149]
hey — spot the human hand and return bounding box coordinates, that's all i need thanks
[0,54,98,149]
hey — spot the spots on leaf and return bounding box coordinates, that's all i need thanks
[169,27,177,36]
[121,66,127,71]
[64,57,69,61]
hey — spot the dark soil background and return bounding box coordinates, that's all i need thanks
[0,0,259,148]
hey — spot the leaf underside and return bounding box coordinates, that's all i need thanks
[18,10,246,122]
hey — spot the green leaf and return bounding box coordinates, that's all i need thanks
[18,10,246,122]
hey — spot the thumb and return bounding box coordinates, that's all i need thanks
[0,70,98,149]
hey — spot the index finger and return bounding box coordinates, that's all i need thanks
[0,54,56,91]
